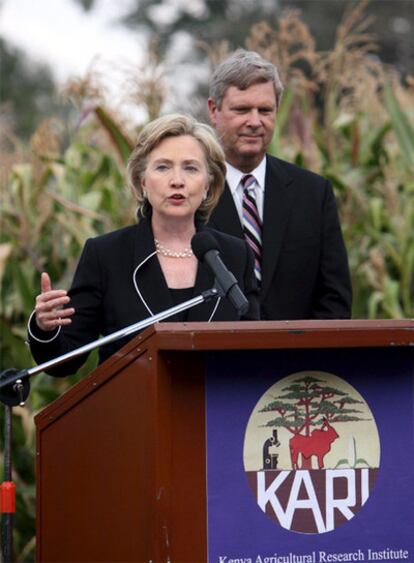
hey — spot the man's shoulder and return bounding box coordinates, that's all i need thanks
[266,154,329,186]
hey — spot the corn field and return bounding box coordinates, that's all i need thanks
[1,2,413,560]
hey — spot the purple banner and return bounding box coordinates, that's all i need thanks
[205,348,414,563]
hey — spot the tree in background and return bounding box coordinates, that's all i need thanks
[73,0,413,71]
[278,0,413,75]
[0,38,70,141]
[70,0,414,114]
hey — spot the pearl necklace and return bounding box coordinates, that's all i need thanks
[154,238,194,258]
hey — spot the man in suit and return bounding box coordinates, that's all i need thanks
[207,49,352,320]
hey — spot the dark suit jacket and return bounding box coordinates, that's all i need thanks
[28,218,259,376]
[208,155,352,320]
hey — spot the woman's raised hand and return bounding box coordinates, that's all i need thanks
[35,272,75,332]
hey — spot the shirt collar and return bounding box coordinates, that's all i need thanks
[226,157,267,196]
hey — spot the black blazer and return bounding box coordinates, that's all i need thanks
[208,155,352,320]
[28,217,259,376]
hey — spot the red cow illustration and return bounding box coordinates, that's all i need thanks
[290,419,339,469]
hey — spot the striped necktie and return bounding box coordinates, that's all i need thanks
[241,174,262,283]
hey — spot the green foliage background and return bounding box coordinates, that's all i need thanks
[1,4,413,561]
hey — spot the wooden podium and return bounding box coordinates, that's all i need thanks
[35,320,414,562]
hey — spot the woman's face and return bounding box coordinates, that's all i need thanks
[142,135,210,225]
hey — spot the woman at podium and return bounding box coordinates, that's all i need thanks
[27,114,259,375]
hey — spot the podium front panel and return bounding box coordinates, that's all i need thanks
[205,347,414,562]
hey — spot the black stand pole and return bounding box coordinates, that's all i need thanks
[1,405,14,563]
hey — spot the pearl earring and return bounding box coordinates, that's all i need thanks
[203,192,208,201]
[143,190,147,199]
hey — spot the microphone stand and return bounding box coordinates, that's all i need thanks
[0,286,220,563]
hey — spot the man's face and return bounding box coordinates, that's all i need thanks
[208,81,277,172]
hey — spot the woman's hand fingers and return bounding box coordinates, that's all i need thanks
[35,272,75,331]
[41,272,52,293]
[36,292,69,308]
[36,308,75,331]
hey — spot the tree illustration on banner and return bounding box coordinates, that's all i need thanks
[260,375,369,470]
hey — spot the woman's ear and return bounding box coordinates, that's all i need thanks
[140,178,148,199]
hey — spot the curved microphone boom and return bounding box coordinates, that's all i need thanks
[191,232,249,316]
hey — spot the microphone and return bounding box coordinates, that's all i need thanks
[191,232,249,316]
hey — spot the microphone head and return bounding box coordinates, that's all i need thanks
[191,232,220,261]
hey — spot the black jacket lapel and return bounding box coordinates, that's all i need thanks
[132,218,177,318]
[208,182,243,238]
[260,156,294,299]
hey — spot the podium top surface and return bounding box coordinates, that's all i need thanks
[141,319,414,350]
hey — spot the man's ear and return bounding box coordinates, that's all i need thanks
[207,98,218,125]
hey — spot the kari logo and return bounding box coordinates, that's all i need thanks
[243,372,380,534]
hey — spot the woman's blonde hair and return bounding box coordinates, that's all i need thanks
[127,113,226,222]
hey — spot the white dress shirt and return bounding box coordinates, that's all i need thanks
[225,157,266,223]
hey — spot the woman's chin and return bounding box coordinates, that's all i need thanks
[153,206,197,224]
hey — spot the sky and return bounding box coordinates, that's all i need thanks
[0,0,153,123]
[0,0,207,121]
[0,0,142,82]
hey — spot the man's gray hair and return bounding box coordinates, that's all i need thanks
[209,49,284,109]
